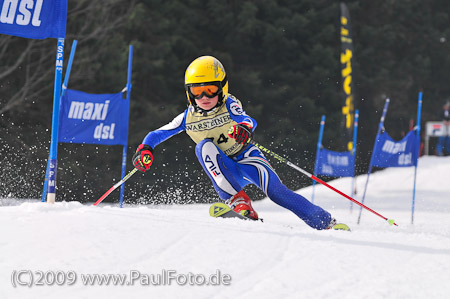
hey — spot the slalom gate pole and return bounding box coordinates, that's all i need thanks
[42,39,77,202]
[411,91,423,224]
[93,168,138,206]
[119,45,134,208]
[312,115,326,203]
[250,140,398,226]
[357,98,390,224]
[43,38,65,203]
[350,109,359,211]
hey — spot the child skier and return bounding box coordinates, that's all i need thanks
[133,55,347,230]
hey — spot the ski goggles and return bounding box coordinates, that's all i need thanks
[187,83,220,99]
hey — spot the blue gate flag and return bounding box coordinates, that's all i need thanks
[58,89,129,146]
[315,148,355,177]
[0,0,67,39]
[372,130,418,168]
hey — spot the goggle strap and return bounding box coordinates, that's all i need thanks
[221,75,227,88]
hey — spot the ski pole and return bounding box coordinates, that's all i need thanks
[93,168,138,206]
[250,140,398,226]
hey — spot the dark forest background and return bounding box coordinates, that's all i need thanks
[1,0,450,204]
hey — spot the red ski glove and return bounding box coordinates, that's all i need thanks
[228,122,253,145]
[132,144,154,172]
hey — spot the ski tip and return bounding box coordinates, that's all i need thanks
[209,202,231,218]
[332,223,351,231]
[209,202,263,221]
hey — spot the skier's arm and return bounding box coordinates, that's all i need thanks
[141,111,187,148]
[226,98,257,131]
[226,97,257,144]
[132,111,187,172]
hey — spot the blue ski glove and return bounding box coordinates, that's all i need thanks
[132,144,154,172]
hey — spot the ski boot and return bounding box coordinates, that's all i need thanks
[226,190,259,220]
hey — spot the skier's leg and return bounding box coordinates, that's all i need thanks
[195,139,258,219]
[237,146,332,230]
[195,139,242,199]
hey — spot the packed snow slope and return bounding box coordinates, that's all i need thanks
[1,156,450,299]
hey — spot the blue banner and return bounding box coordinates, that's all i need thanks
[372,130,418,168]
[58,89,129,146]
[315,148,355,177]
[0,0,67,39]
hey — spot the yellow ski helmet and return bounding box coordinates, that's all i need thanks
[184,56,228,109]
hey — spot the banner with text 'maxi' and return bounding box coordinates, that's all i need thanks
[58,89,129,146]
[315,148,355,177]
[372,130,419,168]
[0,0,67,39]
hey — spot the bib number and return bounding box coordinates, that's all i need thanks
[217,133,229,144]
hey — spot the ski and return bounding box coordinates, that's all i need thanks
[331,223,351,231]
[209,202,349,230]
[209,202,261,221]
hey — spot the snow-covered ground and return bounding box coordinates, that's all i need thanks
[1,156,449,299]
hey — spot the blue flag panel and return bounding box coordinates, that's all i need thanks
[0,0,67,39]
[372,130,418,168]
[58,89,129,146]
[316,148,355,177]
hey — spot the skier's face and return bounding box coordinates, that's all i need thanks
[195,95,219,111]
